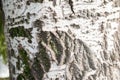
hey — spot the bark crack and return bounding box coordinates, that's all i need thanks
[69,0,75,14]
[41,41,58,63]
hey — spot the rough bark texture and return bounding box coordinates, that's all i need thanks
[2,0,120,80]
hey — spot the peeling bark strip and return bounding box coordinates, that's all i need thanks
[2,0,120,80]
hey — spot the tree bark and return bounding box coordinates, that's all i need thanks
[2,0,120,80]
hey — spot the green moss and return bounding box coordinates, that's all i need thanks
[50,40,58,54]
[0,9,7,63]
[17,42,51,80]
[39,42,51,72]
[18,49,35,80]
[50,33,63,63]
[9,26,32,39]
[17,74,25,80]
[0,34,7,63]
[39,31,64,64]
[31,57,44,80]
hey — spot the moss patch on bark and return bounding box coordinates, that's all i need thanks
[18,48,35,80]
[9,26,32,39]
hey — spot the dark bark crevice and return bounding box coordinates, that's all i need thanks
[68,0,75,14]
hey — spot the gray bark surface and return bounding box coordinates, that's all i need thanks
[2,0,120,80]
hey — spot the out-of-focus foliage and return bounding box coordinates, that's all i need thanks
[0,78,9,80]
[0,8,7,63]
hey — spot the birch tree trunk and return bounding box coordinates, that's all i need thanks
[2,0,120,80]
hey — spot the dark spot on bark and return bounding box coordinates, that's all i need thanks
[28,39,32,43]
[8,15,10,20]
[15,16,22,19]
[52,0,56,6]
[12,65,15,74]
[97,13,100,16]
[18,44,23,50]
[103,0,107,4]
[20,19,24,24]
[26,1,30,5]
[69,0,75,14]
[77,14,81,18]
[55,78,59,80]
[24,19,29,24]
[26,0,44,3]
[12,18,15,22]
[103,63,107,76]
[10,49,16,58]
[7,4,9,6]
[12,10,14,14]
[17,5,21,9]
[70,24,80,29]
[16,56,21,70]
[39,31,49,43]
[33,19,44,28]
[104,12,109,16]
[69,14,74,18]
[53,11,57,22]
[27,12,31,19]
[110,54,115,61]
[33,13,36,16]
[43,15,48,19]
[35,0,44,3]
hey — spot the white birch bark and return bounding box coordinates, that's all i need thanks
[2,0,120,80]
[0,56,9,78]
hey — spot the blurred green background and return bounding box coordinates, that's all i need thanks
[0,7,9,80]
[0,78,9,80]
[0,8,7,63]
